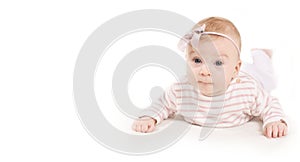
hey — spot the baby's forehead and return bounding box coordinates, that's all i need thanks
[187,38,239,59]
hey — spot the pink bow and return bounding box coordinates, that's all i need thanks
[177,24,240,55]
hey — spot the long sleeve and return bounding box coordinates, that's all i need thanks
[139,85,177,124]
[251,83,286,129]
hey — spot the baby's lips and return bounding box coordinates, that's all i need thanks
[198,80,213,84]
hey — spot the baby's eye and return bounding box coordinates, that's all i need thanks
[215,60,224,66]
[193,58,202,64]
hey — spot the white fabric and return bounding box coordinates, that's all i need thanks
[241,49,277,92]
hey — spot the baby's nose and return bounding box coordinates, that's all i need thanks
[199,64,211,76]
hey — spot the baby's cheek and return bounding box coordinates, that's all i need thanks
[186,69,197,82]
[186,65,197,75]
[211,70,226,81]
[215,66,235,81]
[211,72,231,88]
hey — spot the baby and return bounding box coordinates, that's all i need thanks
[132,17,287,138]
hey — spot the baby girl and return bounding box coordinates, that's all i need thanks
[132,17,287,138]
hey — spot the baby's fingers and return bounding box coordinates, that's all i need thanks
[272,124,279,138]
[278,124,285,137]
[264,121,288,138]
[141,124,149,133]
[265,125,273,138]
[132,122,137,131]
[132,121,141,132]
[135,123,142,132]
[281,123,288,137]
[146,123,155,133]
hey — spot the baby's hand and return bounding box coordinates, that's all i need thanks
[264,120,288,138]
[132,116,156,133]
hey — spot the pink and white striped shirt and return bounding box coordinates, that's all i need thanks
[141,72,286,128]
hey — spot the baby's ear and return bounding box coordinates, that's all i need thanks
[234,60,242,75]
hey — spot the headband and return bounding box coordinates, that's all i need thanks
[177,24,240,55]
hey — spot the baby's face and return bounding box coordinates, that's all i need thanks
[186,37,241,96]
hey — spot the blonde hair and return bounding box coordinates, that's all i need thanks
[193,17,241,51]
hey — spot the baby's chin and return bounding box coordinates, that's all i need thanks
[199,90,226,97]
[197,85,227,97]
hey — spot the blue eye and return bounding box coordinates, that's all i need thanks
[215,60,223,66]
[193,58,202,64]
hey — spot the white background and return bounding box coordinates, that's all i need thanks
[1,0,300,161]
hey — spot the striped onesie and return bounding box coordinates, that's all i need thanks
[141,71,286,129]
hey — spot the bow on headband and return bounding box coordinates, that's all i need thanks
[177,24,240,55]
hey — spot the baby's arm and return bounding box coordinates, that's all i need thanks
[132,85,177,133]
[252,84,288,138]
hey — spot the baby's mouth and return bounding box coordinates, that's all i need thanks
[198,80,213,84]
